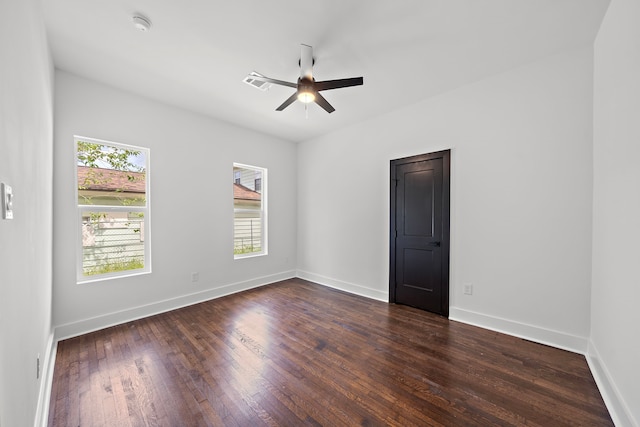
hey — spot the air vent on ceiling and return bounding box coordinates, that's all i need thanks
[243,72,272,91]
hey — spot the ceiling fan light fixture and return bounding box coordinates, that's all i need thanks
[297,90,315,104]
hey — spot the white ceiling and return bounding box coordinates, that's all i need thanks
[42,0,609,143]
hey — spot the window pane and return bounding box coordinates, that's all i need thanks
[81,211,145,276]
[233,210,262,254]
[77,141,146,207]
[233,164,265,257]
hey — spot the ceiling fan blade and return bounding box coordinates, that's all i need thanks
[300,44,313,80]
[249,74,297,89]
[314,92,335,113]
[315,77,364,92]
[275,92,299,111]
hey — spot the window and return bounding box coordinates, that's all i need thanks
[233,163,267,258]
[76,136,150,282]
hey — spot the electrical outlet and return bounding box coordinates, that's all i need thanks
[463,283,473,295]
[191,272,199,283]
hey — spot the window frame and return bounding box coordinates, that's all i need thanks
[233,162,268,259]
[75,136,151,283]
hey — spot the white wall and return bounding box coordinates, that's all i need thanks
[4,2,634,425]
[591,0,640,425]
[298,47,594,352]
[53,72,297,337]
[0,0,54,426]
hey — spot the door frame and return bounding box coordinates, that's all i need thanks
[389,149,451,316]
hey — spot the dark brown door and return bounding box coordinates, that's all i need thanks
[390,150,450,316]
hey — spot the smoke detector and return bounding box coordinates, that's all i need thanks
[132,15,152,32]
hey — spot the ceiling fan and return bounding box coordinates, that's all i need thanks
[246,44,363,114]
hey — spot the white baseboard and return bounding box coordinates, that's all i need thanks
[296,270,389,302]
[587,341,638,427]
[54,270,296,340]
[449,306,588,354]
[34,331,57,427]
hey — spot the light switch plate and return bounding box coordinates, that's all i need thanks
[1,183,13,220]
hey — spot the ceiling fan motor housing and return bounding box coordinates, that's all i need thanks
[298,77,315,91]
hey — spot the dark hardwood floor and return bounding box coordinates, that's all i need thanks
[48,279,612,426]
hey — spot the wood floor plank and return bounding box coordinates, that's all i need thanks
[48,279,613,426]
